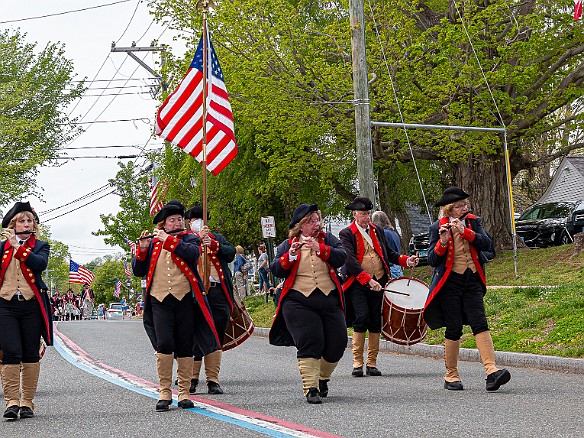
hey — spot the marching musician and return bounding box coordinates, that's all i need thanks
[425,187,510,391]
[269,204,347,404]
[185,205,235,395]
[0,201,52,420]
[132,200,221,411]
[339,197,418,378]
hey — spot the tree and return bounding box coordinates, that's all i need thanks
[0,30,84,206]
[143,0,584,250]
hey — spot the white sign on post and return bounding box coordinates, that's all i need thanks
[261,216,276,238]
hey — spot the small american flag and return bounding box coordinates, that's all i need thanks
[124,260,132,277]
[576,0,583,20]
[156,28,237,175]
[69,260,96,285]
[124,237,137,255]
[114,280,122,298]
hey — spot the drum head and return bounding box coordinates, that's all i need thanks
[383,277,429,310]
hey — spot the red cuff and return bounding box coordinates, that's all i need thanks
[434,241,447,256]
[462,228,476,241]
[208,239,219,253]
[398,254,408,267]
[279,252,295,270]
[163,236,179,252]
[135,247,147,261]
[14,245,31,261]
[356,270,372,285]
[317,243,330,260]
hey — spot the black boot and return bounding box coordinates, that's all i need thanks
[352,366,364,377]
[207,381,224,394]
[444,380,464,390]
[155,399,171,412]
[306,387,322,404]
[318,379,329,398]
[19,407,34,419]
[189,378,198,394]
[3,405,19,420]
[178,399,195,409]
[486,369,510,391]
[366,366,382,376]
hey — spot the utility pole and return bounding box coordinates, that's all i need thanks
[110,42,167,97]
[349,0,375,203]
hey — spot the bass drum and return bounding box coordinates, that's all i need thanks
[223,294,254,351]
[381,277,429,346]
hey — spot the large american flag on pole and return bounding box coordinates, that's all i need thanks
[149,175,166,217]
[155,29,237,175]
[69,260,96,285]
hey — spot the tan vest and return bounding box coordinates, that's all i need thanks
[451,228,476,275]
[360,239,386,279]
[150,248,191,302]
[0,256,35,301]
[291,245,336,297]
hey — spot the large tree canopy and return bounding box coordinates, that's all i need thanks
[141,0,583,249]
[0,29,84,207]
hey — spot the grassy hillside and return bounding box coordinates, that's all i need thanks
[244,244,584,358]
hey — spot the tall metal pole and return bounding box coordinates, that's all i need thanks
[349,0,375,202]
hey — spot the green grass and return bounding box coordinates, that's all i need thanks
[244,245,584,358]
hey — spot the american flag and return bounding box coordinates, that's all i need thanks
[576,0,583,20]
[149,175,167,217]
[124,260,132,277]
[124,237,137,255]
[156,29,237,175]
[113,279,122,298]
[69,260,96,285]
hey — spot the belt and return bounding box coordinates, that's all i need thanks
[12,292,32,302]
[209,281,220,288]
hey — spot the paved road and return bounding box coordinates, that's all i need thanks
[1,320,582,437]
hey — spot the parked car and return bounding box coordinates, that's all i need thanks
[408,232,430,266]
[515,200,584,248]
[106,302,124,320]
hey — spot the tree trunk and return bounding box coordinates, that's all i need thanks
[453,153,515,251]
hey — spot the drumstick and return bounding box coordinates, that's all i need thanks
[407,251,417,286]
[383,288,410,296]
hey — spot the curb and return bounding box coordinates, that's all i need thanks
[252,327,584,374]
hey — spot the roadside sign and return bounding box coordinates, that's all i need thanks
[261,216,276,238]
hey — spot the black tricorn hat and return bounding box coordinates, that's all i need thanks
[184,204,210,220]
[152,200,185,224]
[434,187,470,207]
[2,201,39,228]
[344,196,373,211]
[289,203,319,229]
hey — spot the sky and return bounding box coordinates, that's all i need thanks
[1,1,188,264]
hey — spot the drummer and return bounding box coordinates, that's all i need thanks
[185,205,235,395]
[424,187,510,391]
[339,196,418,377]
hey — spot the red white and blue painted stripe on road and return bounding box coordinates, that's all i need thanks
[53,325,340,438]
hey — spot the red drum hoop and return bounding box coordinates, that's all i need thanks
[223,296,254,351]
[381,277,429,346]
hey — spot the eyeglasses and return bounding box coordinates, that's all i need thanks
[306,218,321,224]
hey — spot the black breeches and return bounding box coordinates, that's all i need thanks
[349,278,386,333]
[151,293,195,357]
[281,289,347,362]
[437,269,489,341]
[0,297,43,364]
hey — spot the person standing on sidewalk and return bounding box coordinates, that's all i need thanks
[269,203,347,404]
[185,205,235,395]
[257,244,270,301]
[133,200,221,411]
[340,197,417,378]
[425,187,510,391]
[0,201,52,420]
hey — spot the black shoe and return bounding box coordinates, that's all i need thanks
[189,378,198,394]
[486,369,511,391]
[366,366,382,376]
[352,366,364,377]
[19,407,34,419]
[306,387,322,404]
[318,379,329,398]
[207,381,224,394]
[444,380,464,390]
[155,399,171,412]
[3,405,19,419]
[178,399,194,409]
[174,378,178,386]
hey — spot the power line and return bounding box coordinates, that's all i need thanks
[0,0,132,24]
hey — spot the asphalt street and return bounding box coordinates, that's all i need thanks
[1,320,582,437]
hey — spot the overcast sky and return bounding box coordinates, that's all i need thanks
[1,1,188,264]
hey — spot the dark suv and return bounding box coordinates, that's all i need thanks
[408,232,430,266]
[515,201,584,248]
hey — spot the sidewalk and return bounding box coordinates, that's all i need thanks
[252,327,584,374]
